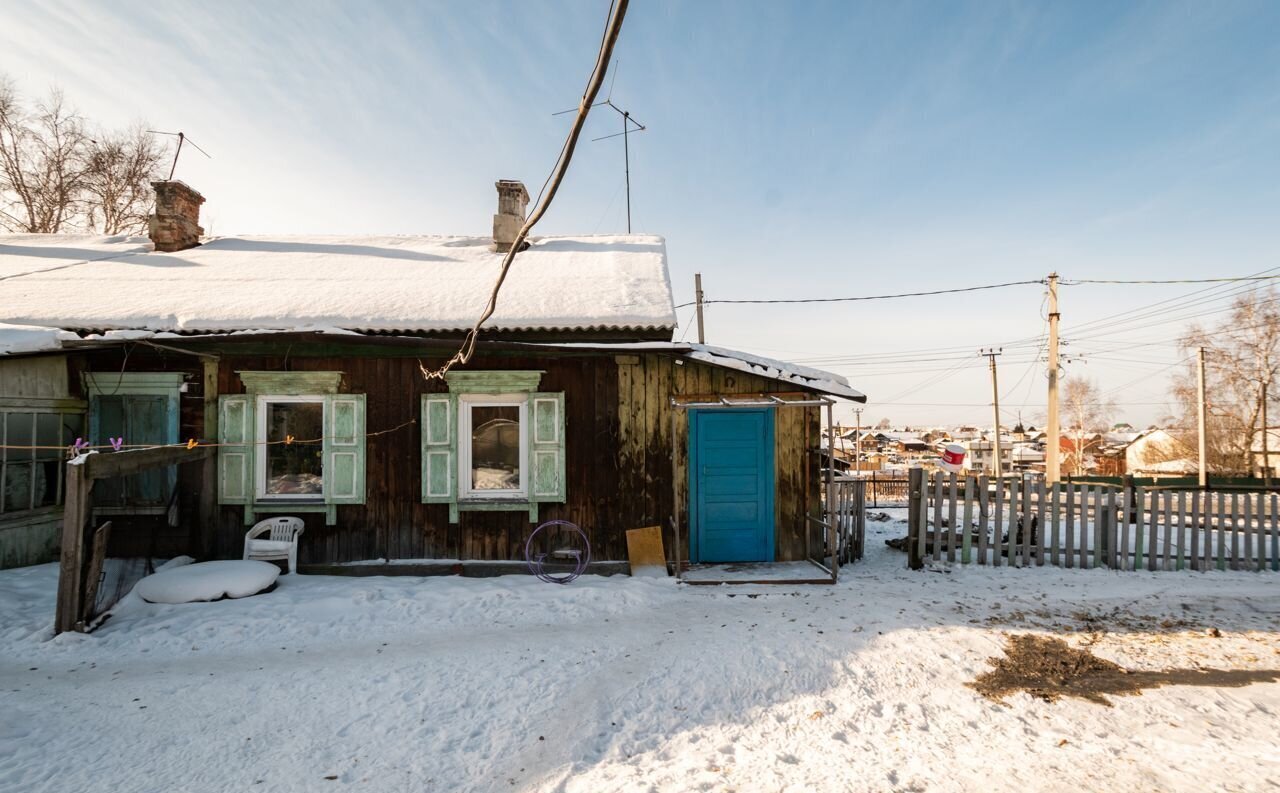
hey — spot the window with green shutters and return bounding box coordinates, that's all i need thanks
[421,371,565,523]
[217,372,365,525]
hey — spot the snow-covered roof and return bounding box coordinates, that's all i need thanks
[0,233,675,338]
[682,344,864,402]
[516,341,863,401]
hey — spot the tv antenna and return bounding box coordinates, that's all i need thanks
[146,131,212,180]
[554,62,646,232]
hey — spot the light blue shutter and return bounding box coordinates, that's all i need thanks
[324,394,365,505]
[421,394,456,503]
[217,395,254,504]
[528,392,566,503]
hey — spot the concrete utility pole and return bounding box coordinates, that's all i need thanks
[694,273,706,344]
[1046,273,1061,484]
[1197,346,1208,489]
[982,348,1004,479]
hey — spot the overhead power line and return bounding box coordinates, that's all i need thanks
[1063,275,1280,285]
[672,279,1045,309]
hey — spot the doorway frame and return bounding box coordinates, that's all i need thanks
[670,391,838,583]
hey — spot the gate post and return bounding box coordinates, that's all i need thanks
[908,467,925,570]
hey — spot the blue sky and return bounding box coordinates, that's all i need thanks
[3,0,1279,428]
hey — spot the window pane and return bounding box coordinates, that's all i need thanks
[470,405,520,490]
[36,414,62,461]
[3,462,34,512]
[35,461,57,507]
[264,401,324,496]
[6,413,34,461]
[62,413,84,448]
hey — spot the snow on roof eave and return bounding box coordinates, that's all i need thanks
[683,344,865,402]
[0,322,78,357]
[512,340,866,401]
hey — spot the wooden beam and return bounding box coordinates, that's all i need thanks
[81,521,113,619]
[83,444,215,481]
[55,462,92,634]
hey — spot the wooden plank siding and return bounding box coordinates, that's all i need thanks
[68,344,823,565]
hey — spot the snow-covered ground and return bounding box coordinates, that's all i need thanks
[2,510,1278,793]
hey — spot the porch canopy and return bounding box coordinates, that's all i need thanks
[670,391,839,584]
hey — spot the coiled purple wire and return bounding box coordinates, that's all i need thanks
[524,520,591,584]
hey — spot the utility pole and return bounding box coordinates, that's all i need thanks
[1263,380,1271,488]
[855,409,865,470]
[1046,273,1061,484]
[694,273,706,344]
[982,348,1004,479]
[1197,346,1208,489]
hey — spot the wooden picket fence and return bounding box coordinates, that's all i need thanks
[827,476,866,564]
[906,468,1280,572]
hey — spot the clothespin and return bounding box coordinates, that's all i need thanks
[285,434,295,445]
[68,437,90,458]
[110,437,124,451]
[186,438,199,450]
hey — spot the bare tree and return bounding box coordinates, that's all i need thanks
[0,80,88,232]
[1060,376,1114,474]
[1172,288,1280,474]
[83,124,164,234]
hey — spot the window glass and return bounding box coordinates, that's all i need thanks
[62,413,84,448]
[35,414,62,461]
[3,462,34,512]
[6,413,34,460]
[264,401,324,496]
[470,405,521,490]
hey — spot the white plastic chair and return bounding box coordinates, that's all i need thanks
[243,516,305,574]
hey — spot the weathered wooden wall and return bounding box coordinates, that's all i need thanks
[70,343,822,565]
[617,355,821,563]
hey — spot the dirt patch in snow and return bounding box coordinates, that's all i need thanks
[970,633,1280,706]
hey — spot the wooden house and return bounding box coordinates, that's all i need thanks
[0,180,864,574]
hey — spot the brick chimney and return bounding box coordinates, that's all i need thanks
[149,180,205,252]
[492,180,529,253]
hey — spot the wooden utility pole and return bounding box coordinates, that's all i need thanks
[1046,273,1061,484]
[1197,347,1208,489]
[854,407,863,473]
[1263,381,1271,487]
[982,348,1004,479]
[694,273,706,344]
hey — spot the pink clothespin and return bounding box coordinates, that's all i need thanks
[110,437,125,451]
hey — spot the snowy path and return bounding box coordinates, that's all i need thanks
[2,511,1278,792]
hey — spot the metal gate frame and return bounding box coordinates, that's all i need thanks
[670,391,837,583]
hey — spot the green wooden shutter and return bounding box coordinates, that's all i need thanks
[324,394,365,505]
[218,395,254,505]
[528,392,566,503]
[421,393,456,503]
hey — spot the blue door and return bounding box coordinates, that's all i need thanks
[689,409,775,563]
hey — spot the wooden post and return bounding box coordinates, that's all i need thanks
[694,273,706,344]
[907,467,924,570]
[199,358,219,558]
[55,461,93,634]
